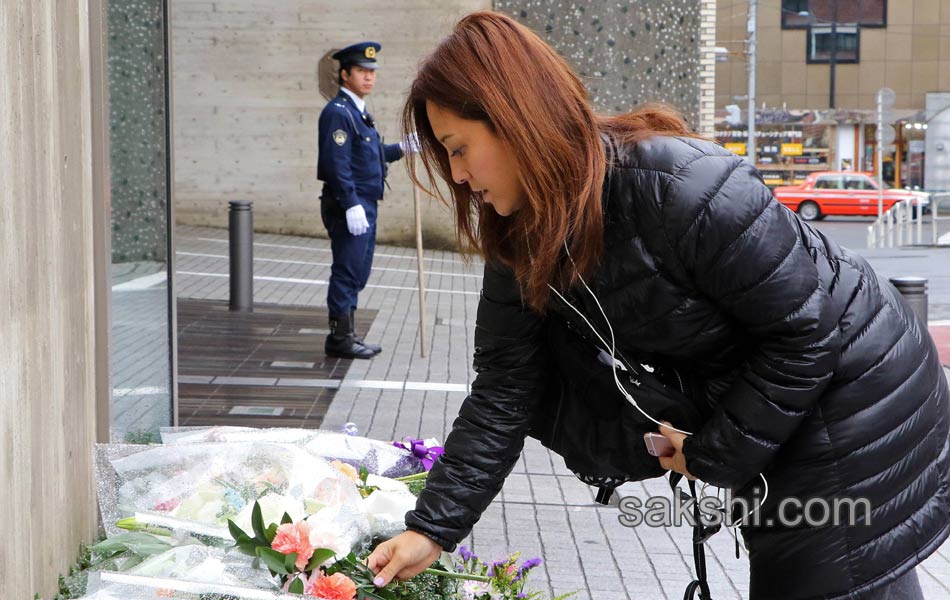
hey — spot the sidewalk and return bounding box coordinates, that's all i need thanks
[175,225,950,600]
[854,246,950,364]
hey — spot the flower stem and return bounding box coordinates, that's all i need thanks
[394,472,429,483]
[422,568,492,583]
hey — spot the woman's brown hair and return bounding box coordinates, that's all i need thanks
[404,11,694,312]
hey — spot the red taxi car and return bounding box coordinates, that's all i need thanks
[772,171,930,221]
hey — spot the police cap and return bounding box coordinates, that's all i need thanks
[331,42,381,70]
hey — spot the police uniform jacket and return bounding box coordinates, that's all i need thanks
[404,135,950,600]
[317,90,403,212]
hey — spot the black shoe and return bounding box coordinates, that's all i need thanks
[351,310,382,355]
[325,315,375,359]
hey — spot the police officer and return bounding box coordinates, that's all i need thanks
[318,42,404,359]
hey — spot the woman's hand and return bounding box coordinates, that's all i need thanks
[658,421,696,480]
[365,530,443,587]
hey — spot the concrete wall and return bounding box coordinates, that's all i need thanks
[0,1,102,598]
[496,0,715,134]
[171,0,489,247]
[716,0,950,111]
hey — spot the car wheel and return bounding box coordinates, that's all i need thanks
[797,201,820,221]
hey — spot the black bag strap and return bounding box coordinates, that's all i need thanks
[669,474,714,600]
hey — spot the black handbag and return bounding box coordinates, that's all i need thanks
[528,311,709,494]
[529,312,720,600]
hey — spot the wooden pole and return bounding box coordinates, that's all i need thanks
[412,158,428,358]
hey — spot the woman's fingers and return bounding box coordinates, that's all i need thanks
[657,421,696,479]
[658,421,686,452]
[366,531,443,587]
[373,557,408,588]
[365,543,389,572]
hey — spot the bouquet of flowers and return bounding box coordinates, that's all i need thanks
[226,501,572,600]
[79,429,567,600]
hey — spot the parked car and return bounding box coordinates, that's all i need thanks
[772,171,930,221]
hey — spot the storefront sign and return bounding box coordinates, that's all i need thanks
[717,129,804,139]
[781,143,804,156]
[724,143,747,155]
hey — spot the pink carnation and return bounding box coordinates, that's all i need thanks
[305,572,357,600]
[271,521,314,571]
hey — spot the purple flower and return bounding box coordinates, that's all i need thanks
[489,559,508,577]
[511,557,543,583]
[519,557,542,573]
[458,545,476,563]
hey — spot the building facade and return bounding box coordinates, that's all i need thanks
[715,0,950,190]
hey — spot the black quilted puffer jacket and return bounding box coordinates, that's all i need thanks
[404,135,950,599]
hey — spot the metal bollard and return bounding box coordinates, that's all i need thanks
[890,276,928,325]
[229,200,254,312]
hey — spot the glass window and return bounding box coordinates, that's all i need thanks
[784,1,887,29]
[107,0,175,444]
[845,176,875,190]
[782,0,812,29]
[808,25,859,63]
[814,176,844,189]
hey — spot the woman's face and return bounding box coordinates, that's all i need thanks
[426,101,525,217]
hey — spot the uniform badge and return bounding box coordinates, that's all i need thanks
[332,130,347,146]
[365,46,376,59]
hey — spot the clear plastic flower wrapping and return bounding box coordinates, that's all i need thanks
[89,427,427,597]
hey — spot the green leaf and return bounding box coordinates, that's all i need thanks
[91,532,172,559]
[356,585,398,600]
[235,539,259,556]
[227,519,261,557]
[251,501,267,543]
[265,522,278,544]
[255,547,291,575]
[305,548,337,572]
[281,511,293,525]
[289,577,304,594]
[227,519,253,543]
[284,551,298,572]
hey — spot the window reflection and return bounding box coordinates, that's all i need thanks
[107,0,174,443]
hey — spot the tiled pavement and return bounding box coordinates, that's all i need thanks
[173,225,950,600]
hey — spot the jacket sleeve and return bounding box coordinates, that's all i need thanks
[317,108,360,210]
[404,262,547,550]
[661,151,842,490]
[383,142,404,163]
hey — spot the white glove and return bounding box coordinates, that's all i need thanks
[399,132,421,154]
[345,204,369,236]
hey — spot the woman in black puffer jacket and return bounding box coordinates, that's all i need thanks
[367,12,950,600]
